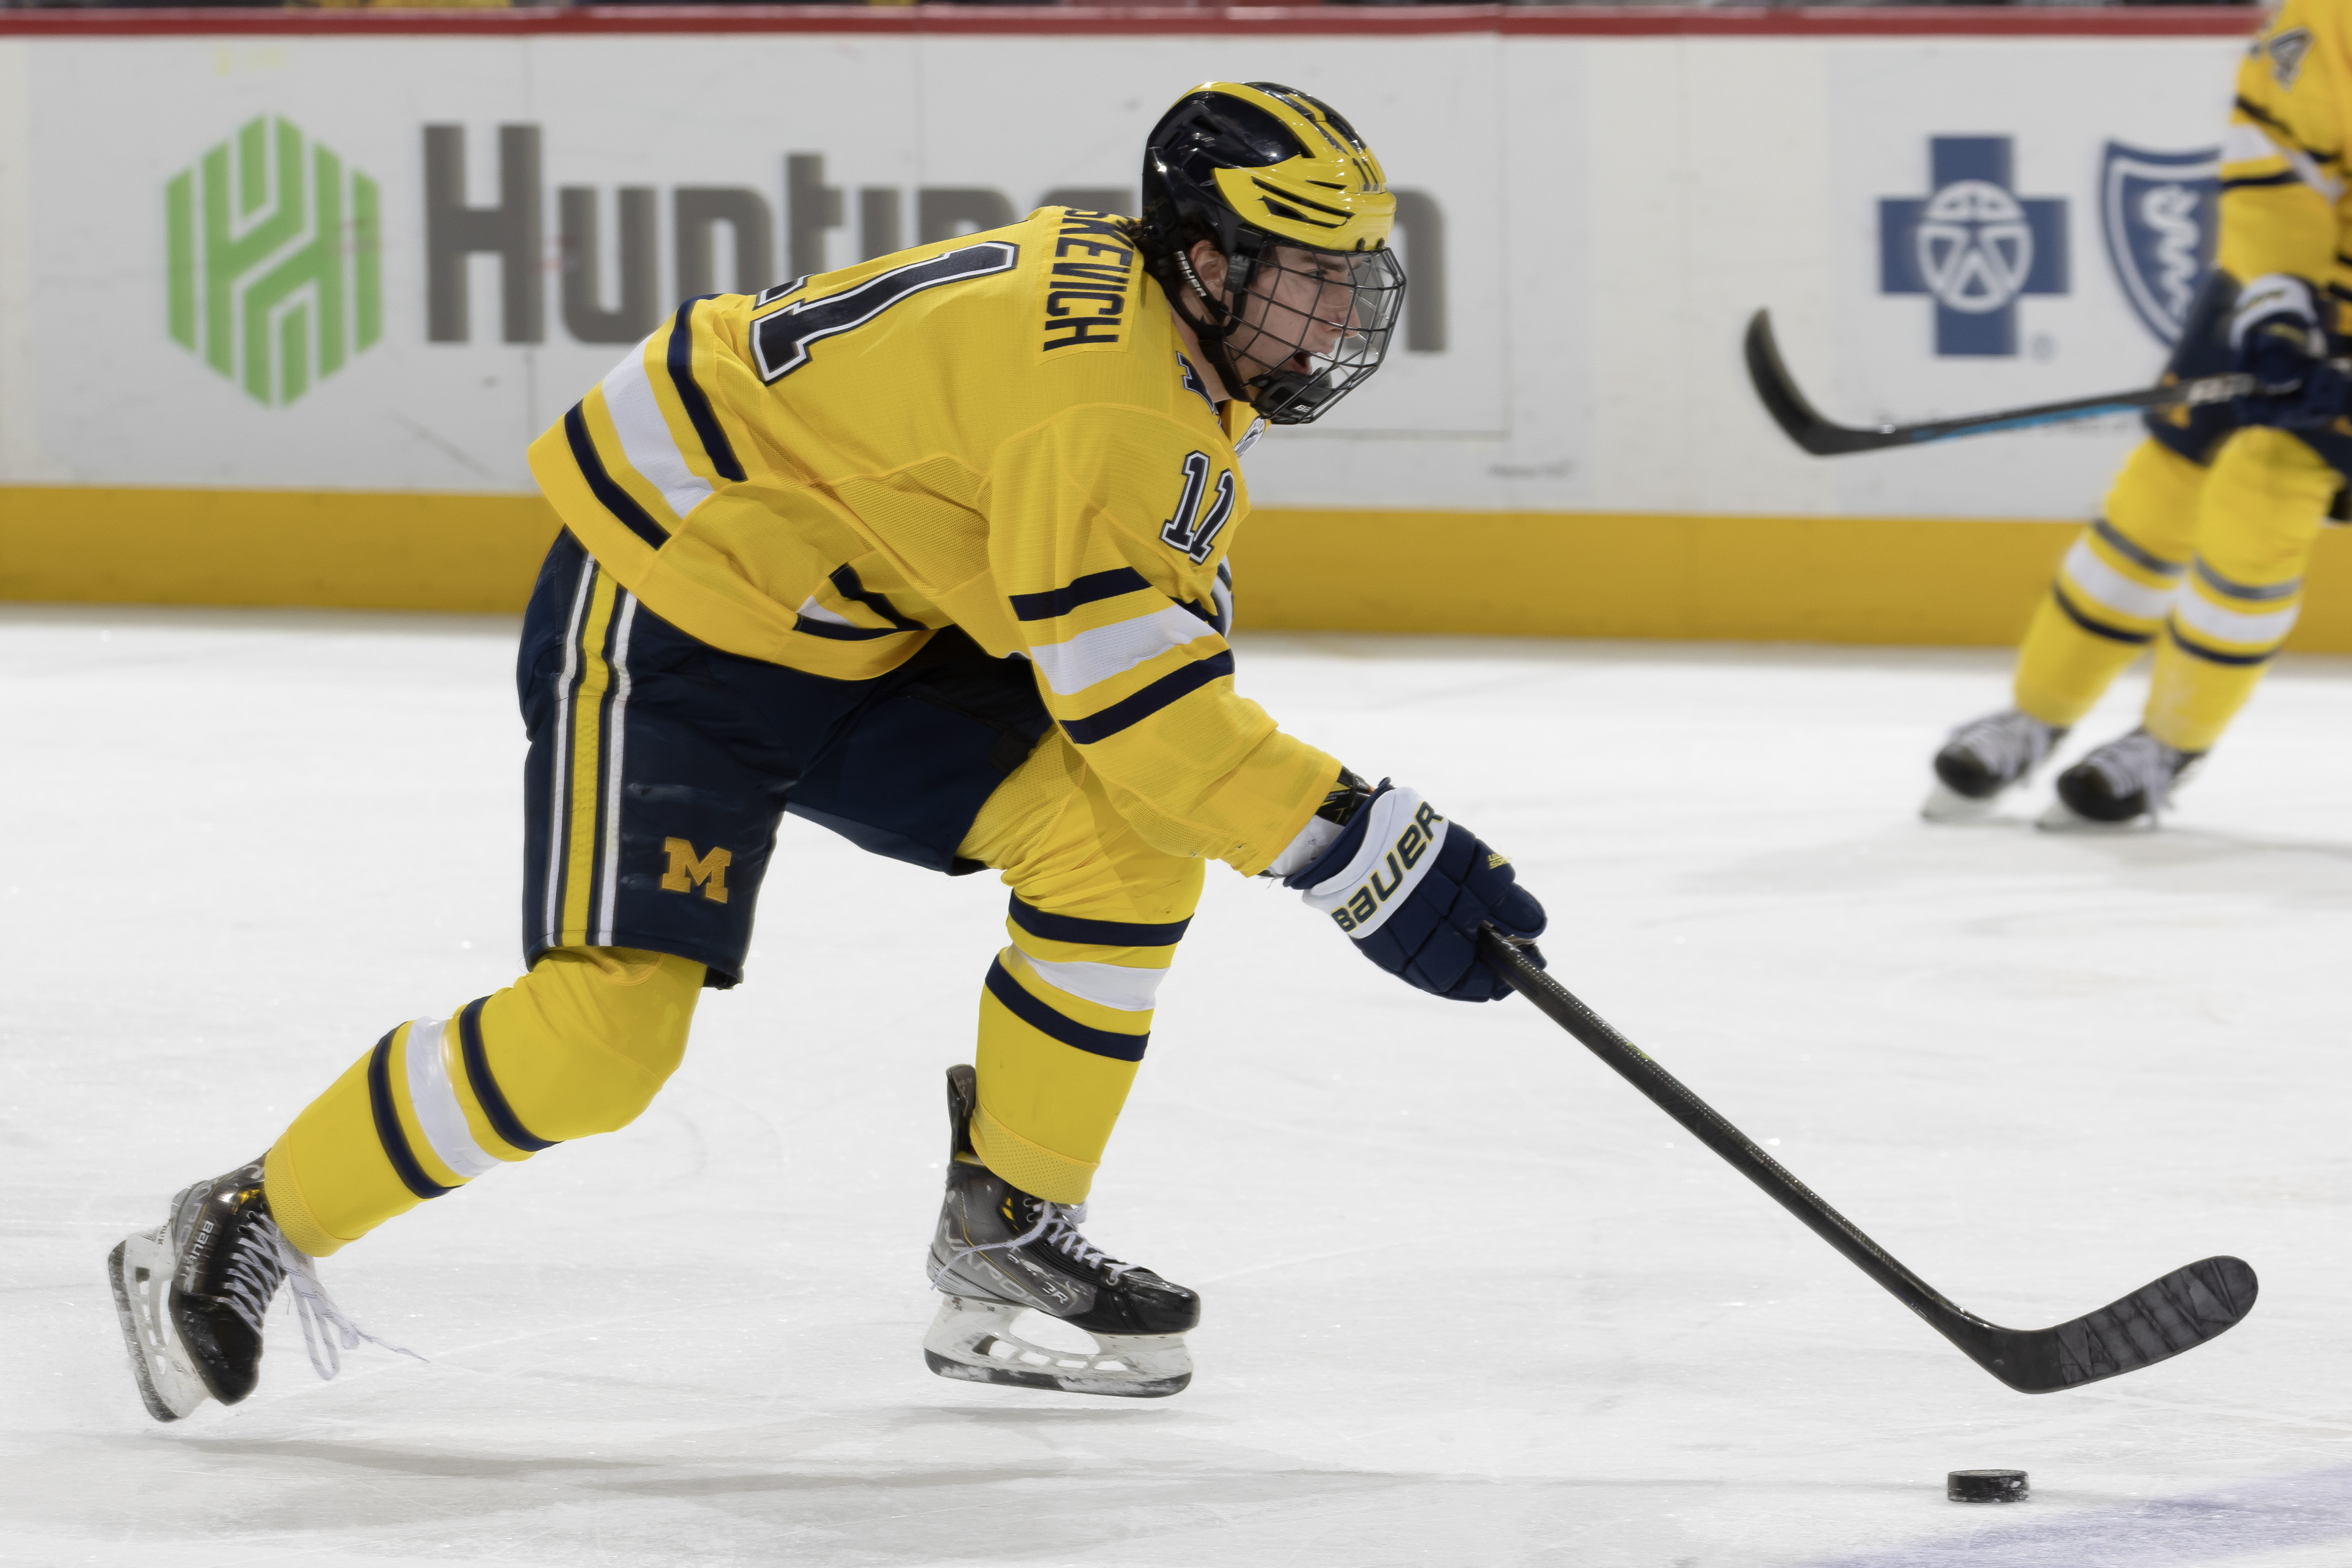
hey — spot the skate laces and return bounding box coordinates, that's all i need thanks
[1033,1203,1135,1283]
[1948,710,2056,779]
[2086,730,2189,808]
[943,1200,1135,1284]
[265,1223,425,1382]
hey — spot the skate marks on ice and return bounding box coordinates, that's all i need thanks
[1,1420,1772,1567]
[1801,1465,2352,1568]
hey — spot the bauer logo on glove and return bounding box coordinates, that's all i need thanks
[1284,781,1548,1003]
[1313,796,1445,933]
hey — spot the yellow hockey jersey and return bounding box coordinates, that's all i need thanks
[527,206,1338,875]
[2221,0,2352,292]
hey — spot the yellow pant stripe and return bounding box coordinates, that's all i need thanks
[559,572,621,947]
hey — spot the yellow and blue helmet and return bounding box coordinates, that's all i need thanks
[1139,82,1407,425]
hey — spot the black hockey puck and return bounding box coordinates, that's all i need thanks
[1948,1469,2028,1503]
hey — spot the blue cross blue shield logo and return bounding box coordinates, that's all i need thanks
[2099,142,2219,346]
[1880,136,2068,357]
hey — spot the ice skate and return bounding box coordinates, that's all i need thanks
[924,1065,1198,1398]
[1923,708,2066,822]
[2038,728,2204,830]
[108,1157,414,1422]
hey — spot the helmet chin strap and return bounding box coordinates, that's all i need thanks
[1172,249,1258,404]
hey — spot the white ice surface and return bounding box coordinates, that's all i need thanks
[3,606,2350,1567]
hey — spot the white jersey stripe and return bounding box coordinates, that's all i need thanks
[600,338,715,523]
[402,1018,502,1181]
[1028,606,1218,696]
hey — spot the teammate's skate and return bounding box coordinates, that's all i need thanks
[2040,728,2204,830]
[924,1065,1198,1397]
[1924,708,2067,822]
[108,1158,413,1422]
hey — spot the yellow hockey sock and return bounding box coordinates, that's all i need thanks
[956,734,1199,1205]
[264,947,702,1256]
[2012,440,2201,727]
[971,947,1152,1205]
[2144,428,2332,753]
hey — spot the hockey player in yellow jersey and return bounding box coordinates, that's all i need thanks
[106,82,1550,1416]
[1929,0,2352,827]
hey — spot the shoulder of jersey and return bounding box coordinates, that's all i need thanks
[738,206,1194,421]
[2247,0,2327,93]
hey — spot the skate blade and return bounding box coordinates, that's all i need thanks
[108,1230,209,1422]
[1920,782,2009,825]
[2036,798,2157,833]
[923,1294,1192,1399]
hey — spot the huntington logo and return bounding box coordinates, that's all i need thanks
[167,116,381,406]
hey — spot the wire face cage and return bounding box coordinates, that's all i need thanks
[1220,243,1407,426]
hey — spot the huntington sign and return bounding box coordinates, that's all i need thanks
[167,115,384,407]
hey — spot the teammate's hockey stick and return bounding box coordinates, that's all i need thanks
[1477,928,2257,1393]
[1743,308,2290,457]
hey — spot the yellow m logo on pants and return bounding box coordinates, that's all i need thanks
[660,838,732,904]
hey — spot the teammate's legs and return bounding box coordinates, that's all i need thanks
[2010,439,2204,727]
[2143,427,2333,752]
[953,733,1203,1206]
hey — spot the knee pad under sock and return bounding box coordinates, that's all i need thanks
[265,947,703,1256]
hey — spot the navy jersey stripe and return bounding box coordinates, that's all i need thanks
[983,958,1150,1062]
[2221,171,2303,191]
[368,1028,455,1201]
[2234,95,2340,163]
[1009,894,1190,949]
[563,404,668,551]
[792,617,911,642]
[1058,651,1235,745]
[1008,567,1152,623]
[830,564,927,630]
[457,997,560,1152]
[666,298,746,483]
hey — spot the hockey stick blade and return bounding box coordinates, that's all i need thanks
[1743,309,2262,457]
[1479,928,2258,1392]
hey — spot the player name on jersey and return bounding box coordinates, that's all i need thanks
[1040,211,1137,354]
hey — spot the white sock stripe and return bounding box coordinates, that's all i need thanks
[2176,585,2301,646]
[2061,538,2176,624]
[400,1018,501,1181]
[1017,953,1169,1013]
[596,593,639,947]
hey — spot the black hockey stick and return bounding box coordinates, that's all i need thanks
[1478,928,2256,1393]
[1744,308,2274,457]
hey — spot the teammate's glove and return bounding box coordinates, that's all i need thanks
[2229,274,2348,431]
[1282,780,1546,1002]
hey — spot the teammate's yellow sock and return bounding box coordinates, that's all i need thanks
[264,947,702,1256]
[2012,440,2202,727]
[970,947,1151,1205]
[2142,428,2333,753]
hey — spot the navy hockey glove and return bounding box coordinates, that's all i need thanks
[1283,781,1546,1002]
[2229,274,2349,430]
